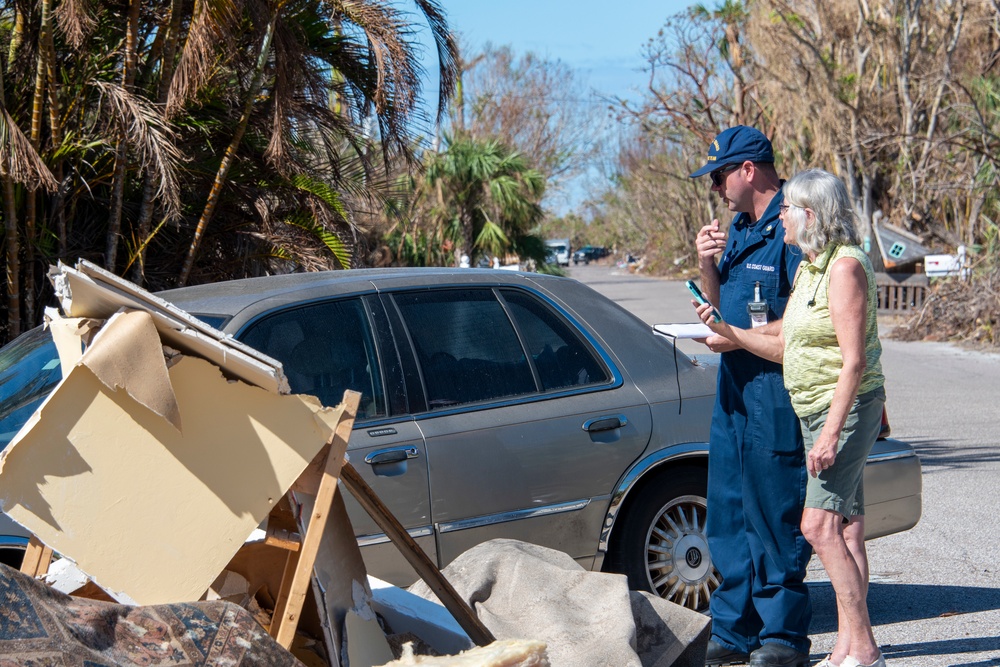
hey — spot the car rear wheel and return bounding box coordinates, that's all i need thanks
[606,467,719,612]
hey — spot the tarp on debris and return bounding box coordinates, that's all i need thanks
[408,539,710,667]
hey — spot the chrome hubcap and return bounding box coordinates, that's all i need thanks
[644,494,719,611]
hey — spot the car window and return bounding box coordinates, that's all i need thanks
[500,289,611,390]
[0,328,64,449]
[393,289,535,408]
[240,299,386,420]
[393,287,610,409]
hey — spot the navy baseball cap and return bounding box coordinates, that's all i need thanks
[689,125,774,178]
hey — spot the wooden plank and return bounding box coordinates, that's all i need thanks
[271,390,359,648]
[20,536,53,577]
[263,526,301,552]
[269,549,301,638]
[339,462,497,647]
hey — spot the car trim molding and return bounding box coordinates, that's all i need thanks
[867,450,917,463]
[435,499,592,534]
[867,439,918,462]
[356,525,434,547]
[598,443,709,554]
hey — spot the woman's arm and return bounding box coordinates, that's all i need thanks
[805,256,869,477]
[692,302,785,363]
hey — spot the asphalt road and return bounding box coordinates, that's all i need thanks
[568,262,1000,667]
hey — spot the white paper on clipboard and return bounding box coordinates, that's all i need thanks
[653,322,714,339]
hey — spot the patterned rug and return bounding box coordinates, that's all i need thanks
[0,563,304,666]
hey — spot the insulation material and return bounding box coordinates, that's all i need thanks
[0,307,344,605]
[379,640,549,666]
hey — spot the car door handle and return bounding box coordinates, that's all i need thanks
[582,415,628,433]
[365,447,420,465]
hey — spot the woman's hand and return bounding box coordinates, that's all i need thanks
[693,301,730,336]
[807,433,839,477]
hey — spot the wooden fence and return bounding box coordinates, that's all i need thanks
[875,273,928,314]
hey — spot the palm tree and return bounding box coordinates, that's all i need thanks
[173,0,458,285]
[422,135,545,267]
[0,0,457,343]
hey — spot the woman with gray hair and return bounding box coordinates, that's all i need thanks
[693,168,886,667]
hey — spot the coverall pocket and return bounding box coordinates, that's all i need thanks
[749,372,803,456]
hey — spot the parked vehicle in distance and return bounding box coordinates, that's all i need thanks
[545,238,571,266]
[0,268,923,611]
[573,246,610,265]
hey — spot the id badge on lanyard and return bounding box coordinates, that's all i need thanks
[747,281,768,328]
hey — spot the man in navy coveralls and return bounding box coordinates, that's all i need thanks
[690,126,812,667]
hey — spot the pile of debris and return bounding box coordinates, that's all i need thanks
[0,260,710,666]
[888,270,999,348]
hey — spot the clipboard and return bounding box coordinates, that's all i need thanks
[653,322,714,339]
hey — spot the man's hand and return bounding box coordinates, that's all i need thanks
[696,219,727,265]
[693,335,739,353]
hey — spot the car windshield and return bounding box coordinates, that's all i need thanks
[0,327,63,450]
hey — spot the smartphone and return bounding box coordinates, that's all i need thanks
[685,280,722,323]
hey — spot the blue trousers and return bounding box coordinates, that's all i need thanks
[707,362,812,654]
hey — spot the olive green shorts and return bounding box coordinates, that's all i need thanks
[799,386,886,519]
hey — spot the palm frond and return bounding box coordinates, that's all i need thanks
[412,0,458,121]
[0,107,58,190]
[166,0,243,117]
[283,210,351,268]
[474,217,509,256]
[290,173,348,219]
[94,81,185,220]
[54,0,97,48]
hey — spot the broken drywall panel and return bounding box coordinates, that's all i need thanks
[345,610,396,667]
[43,557,90,594]
[49,260,289,394]
[0,346,344,605]
[45,307,102,371]
[50,260,224,341]
[368,577,473,657]
[40,557,116,603]
[79,309,181,430]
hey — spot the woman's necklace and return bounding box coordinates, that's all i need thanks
[791,251,829,308]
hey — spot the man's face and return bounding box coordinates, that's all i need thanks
[710,162,750,213]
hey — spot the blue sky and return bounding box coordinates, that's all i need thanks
[427,0,696,104]
[414,0,699,212]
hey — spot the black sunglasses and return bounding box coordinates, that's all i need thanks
[710,164,740,187]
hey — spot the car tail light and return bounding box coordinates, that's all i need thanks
[878,406,891,439]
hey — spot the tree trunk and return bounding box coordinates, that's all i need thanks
[105,0,142,272]
[6,6,25,66]
[3,173,18,340]
[40,0,65,256]
[133,0,185,284]
[179,14,279,286]
[1,55,20,339]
